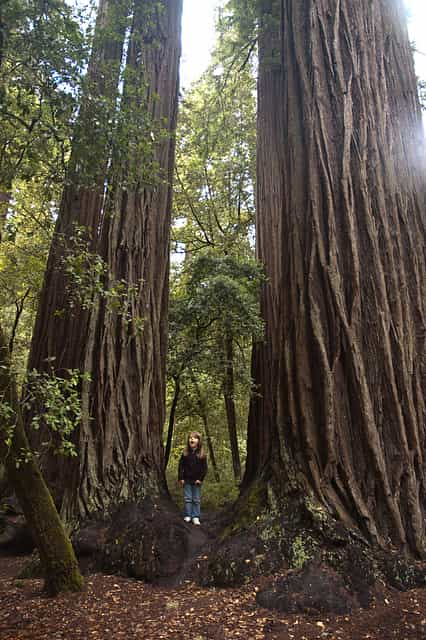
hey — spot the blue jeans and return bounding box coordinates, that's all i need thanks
[183,483,202,519]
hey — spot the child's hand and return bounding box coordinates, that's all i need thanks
[195,480,202,485]
[179,480,185,486]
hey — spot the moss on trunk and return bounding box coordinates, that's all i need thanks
[0,326,83,595]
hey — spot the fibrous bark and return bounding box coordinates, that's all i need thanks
[26,0,129,513]
[28,0,129,379]
[72,0,182,519]
[245,0,426,556]
[28,0,182,521]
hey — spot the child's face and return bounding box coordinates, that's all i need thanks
[188,435,199,449]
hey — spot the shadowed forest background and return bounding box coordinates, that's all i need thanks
[1,1,426,631]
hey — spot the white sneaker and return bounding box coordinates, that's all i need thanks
[192,517,201,526]
[184,516,191,523]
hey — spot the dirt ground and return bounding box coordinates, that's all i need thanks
[1,555,426,640]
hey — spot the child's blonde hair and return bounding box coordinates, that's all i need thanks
[183,431,206,458]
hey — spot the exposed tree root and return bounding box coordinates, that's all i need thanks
[3,489,426,612]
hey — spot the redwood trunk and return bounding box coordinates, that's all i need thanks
[60,0,182,520]
[246,0,426,556]
[27,0,128,379]
[26,0,129,510]
[27,0,182,521]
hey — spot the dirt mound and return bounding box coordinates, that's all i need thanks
[74,497,213,585]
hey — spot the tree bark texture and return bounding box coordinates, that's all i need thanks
[223,330,242,480]
[39,0,182,521]
[246,0,426,556]
[67,0,183,520]
[27,0,128,379]
[0,327,83,595]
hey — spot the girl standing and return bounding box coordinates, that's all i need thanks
[178,431,207,525]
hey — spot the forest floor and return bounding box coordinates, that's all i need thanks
[1,554,426,640]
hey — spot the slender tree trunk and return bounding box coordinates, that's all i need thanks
[0,189,10,242]
[222,330,241,481]
[192,376,220,482]
[0,6,10,232]
[0,327,83,595]
[201,412,220,484]
[165,376,180,468]
[245,0,426,556]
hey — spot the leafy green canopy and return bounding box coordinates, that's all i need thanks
[169,253,263,380]
[0,0,88,187]
[0,1,88,360]
[166,3,262,502]
[172,1,257,259]
[169,0,260,395]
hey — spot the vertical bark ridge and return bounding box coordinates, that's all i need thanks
[60,0,182,520]
[248,0,426,554]
[28,0,129,377]
[25,0,130,515]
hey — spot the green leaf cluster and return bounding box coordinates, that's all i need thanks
[1,366,90,463]
[0,177,56,368]
[0,1,89,365]
[0,0,88,188]
[166,5,261,498]
[173,5,257,258]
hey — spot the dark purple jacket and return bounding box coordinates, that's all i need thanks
[178,450,207,484]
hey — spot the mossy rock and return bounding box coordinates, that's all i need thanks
[73,521,109,557]
[257,562,360,614]
[199,511,291,587]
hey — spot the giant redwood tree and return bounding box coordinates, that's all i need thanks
[69,0,183,520]
[244,0,426,557]
[28,0,182,521]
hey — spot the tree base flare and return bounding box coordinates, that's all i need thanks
[196,481,426,611]
[44,565,84,596]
